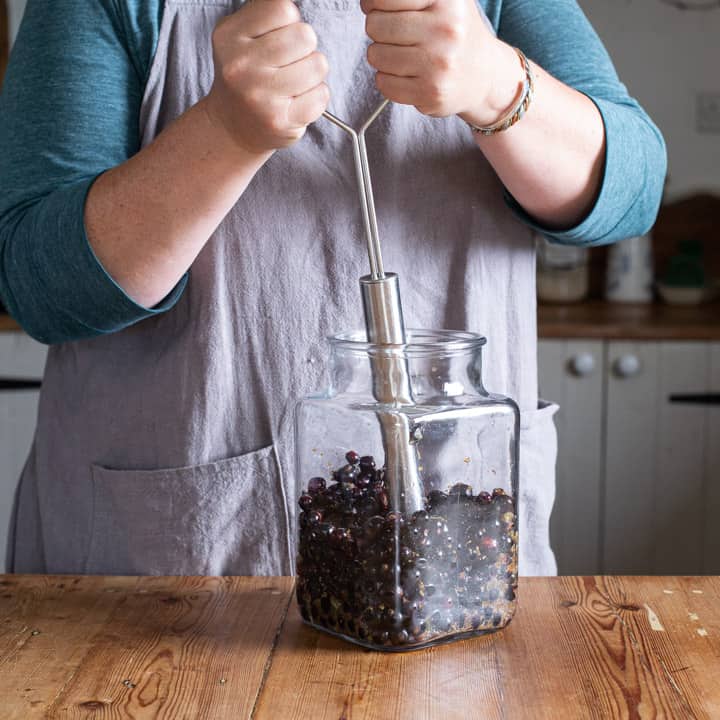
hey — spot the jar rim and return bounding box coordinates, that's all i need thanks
[329,328,487,357]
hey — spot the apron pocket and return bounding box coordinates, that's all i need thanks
[86,446,291,576]
[518,401,559,576]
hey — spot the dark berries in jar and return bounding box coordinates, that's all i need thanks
[308,477,326,494]
[296,453,517,650]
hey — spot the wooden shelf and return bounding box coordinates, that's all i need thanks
[538,299,720,340]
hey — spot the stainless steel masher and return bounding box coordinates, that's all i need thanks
[322,101,425,516]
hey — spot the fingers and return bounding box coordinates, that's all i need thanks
[374,73,418,105]
[227,0,301,39]
[255,22,318,67]
[288,82,331,127]
[365,10,433,45]
[273,51,329,96]
[367,43,423,77]
[361,0,433,12]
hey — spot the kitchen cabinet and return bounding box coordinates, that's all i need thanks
[0,332,46,571]
[539,338,720,575]
[538,340,604,576]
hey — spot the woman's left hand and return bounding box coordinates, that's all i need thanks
[361,0,518,127]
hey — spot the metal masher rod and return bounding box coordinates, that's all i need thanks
[357,99,389,280]
[322,102,388,280]
[321,102,425,516]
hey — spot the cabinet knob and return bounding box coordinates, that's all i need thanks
[568,353,596,377]
[613,354,641,378]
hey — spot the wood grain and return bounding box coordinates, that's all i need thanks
[538,300,720,341]
[0,575,293,719]
[254,576,720,720]
[2,575,719,719]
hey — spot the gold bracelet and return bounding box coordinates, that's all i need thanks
[468,47,535,136]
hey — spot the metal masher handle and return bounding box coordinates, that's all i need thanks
[321,100,425,515]
[322,100,389,280]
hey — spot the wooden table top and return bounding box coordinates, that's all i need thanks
[538,300,720,341]
[2,575,719,719]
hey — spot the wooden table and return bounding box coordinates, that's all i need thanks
[1,575,719,719]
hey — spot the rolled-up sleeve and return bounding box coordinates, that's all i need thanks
[0,0,183,345]
[496,0,667,246]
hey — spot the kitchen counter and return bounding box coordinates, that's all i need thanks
[0,314,19,331]
[4,300,720,340]
[1,575,718,719]
[538,299,720,340]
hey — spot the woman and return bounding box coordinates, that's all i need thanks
[0,0,665,576]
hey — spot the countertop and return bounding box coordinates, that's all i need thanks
[538,299,720,341]
[1,574,718,719]
[0,314,19,331]
[4,301,720,341]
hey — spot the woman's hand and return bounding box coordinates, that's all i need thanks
[362,0,522,127]
[204,0,330,156]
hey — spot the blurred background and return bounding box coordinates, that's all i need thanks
[0,0,718,574]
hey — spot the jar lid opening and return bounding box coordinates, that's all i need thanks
[329,329,487,357]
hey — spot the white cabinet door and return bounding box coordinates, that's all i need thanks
[704,344,720,573]
[0,332,46,572]
[538,340,605,575]
[605,341,720,574]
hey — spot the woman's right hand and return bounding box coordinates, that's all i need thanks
[204,0,330,156]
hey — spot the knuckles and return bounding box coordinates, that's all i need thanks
[219,57,247,87]
[271,0,302,28]
[430,50,453,74]
[435,16,464,44]
[318,82,331,106]
[364,13,381,41]
[311,51,330,80]
[366,43,379,68]
[265,108,291,137]
[374,72,393,98]
[295,22,318,52]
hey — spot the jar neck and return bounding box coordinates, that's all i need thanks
[327,330,487,401]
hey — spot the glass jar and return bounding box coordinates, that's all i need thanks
[294,330,520,651]
[536,237,589,304]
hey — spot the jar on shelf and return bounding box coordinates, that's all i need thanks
[536,236,589,303]
[294,329,520,651]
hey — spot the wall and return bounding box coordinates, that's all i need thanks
[578,0,720,200]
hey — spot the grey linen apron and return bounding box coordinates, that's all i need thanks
[9,0,558,576]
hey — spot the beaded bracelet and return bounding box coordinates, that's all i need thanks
[468,47,535,136]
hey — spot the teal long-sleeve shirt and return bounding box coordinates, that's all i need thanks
[0,0,667,345]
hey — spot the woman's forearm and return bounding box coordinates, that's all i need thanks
[85,100,271,308]
[363,0,609,233]
[86,0,329,309]
[465,41,606,231]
